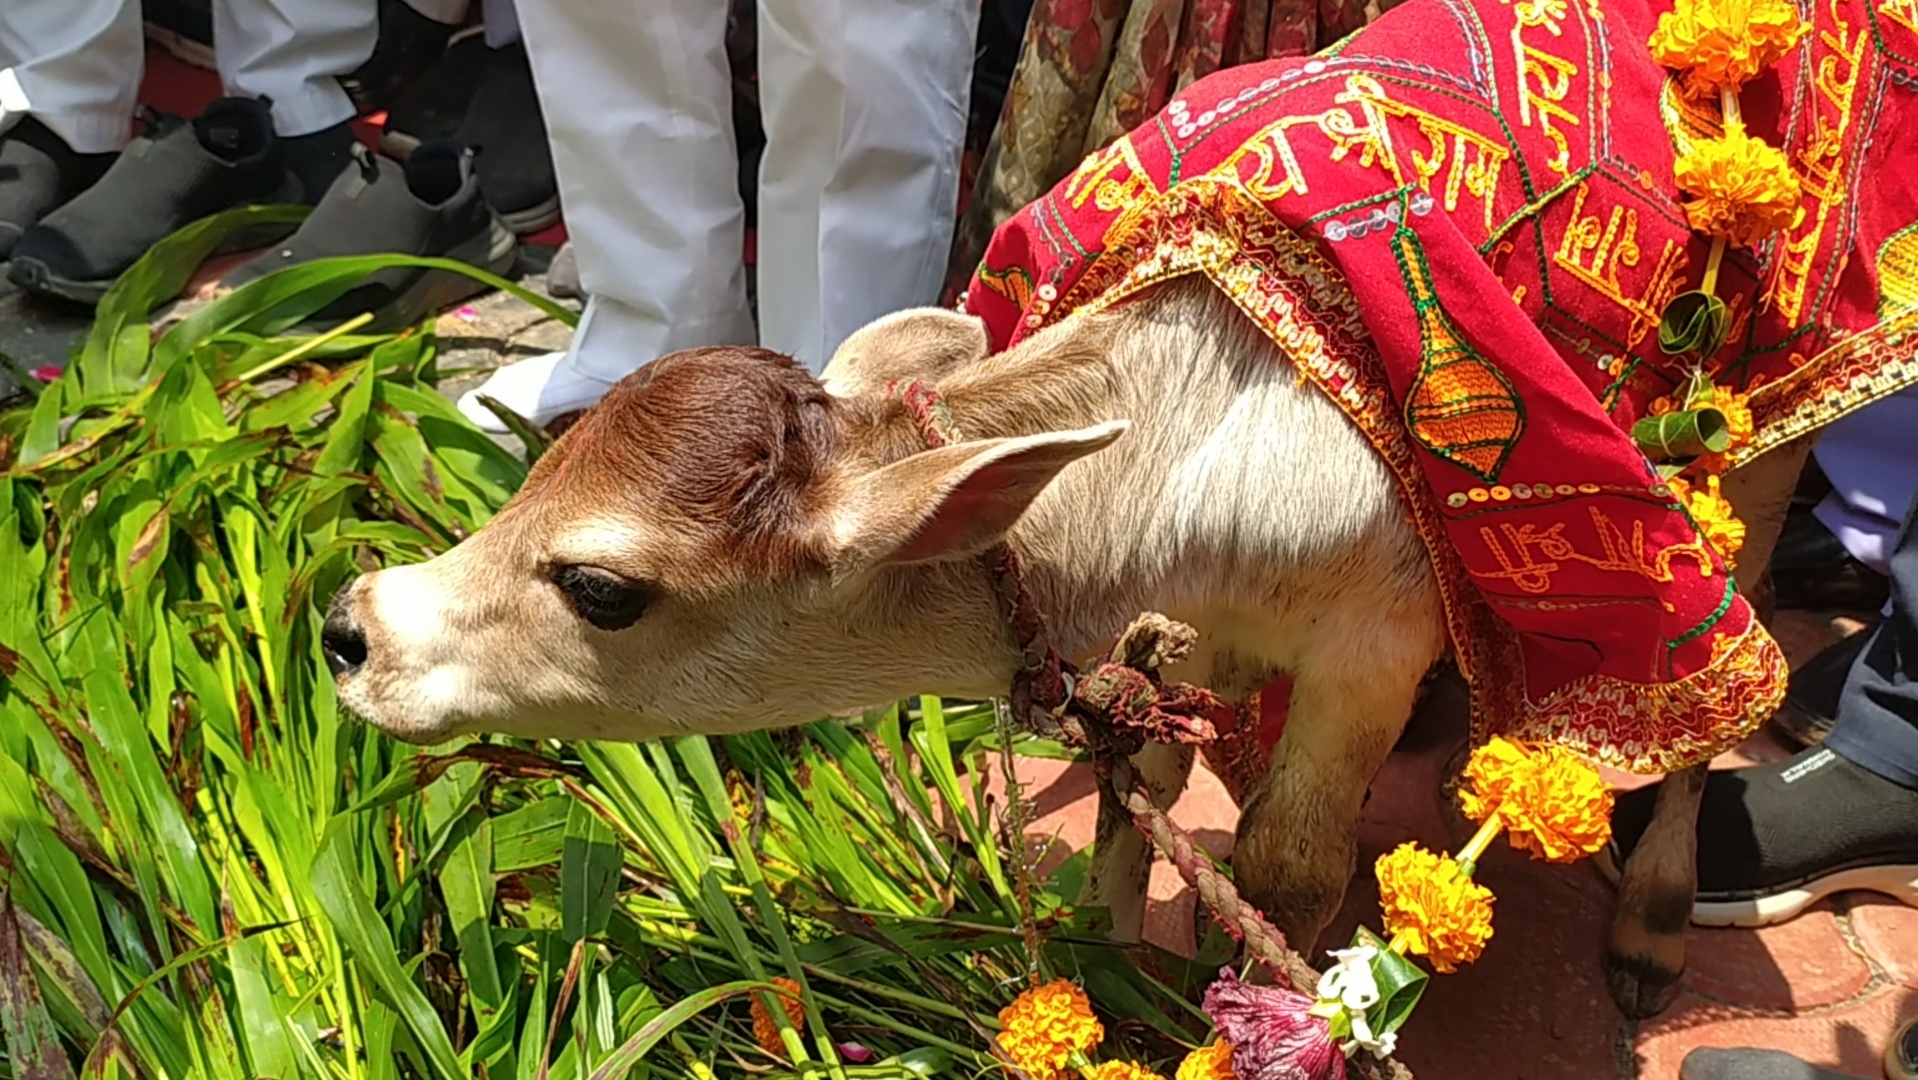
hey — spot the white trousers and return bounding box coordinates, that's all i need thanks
[0,0,377,154]
[1814,385,1918,577]
[517,0,979,375]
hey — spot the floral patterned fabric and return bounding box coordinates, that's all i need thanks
[945,0,1404,301]
[959,0,1918,777]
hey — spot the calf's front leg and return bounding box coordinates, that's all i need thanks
[1083,740,1195,942]
[1233,625,1435,955]
[1602,435,1814,1017]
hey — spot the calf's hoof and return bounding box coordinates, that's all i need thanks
[1603,939,1685,1018]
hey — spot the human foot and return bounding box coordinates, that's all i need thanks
[218,140,515,333]
[0,117,116,259]
[8,98,299,304]
[1608,745,1918,926]
[456,351,616,432]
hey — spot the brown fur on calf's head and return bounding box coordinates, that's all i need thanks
[326,330,1127,745]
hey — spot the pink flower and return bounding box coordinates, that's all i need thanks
[836,1042,874,1063]
[1201,969,1346,1080]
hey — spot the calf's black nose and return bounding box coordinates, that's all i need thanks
[323,585,369,677]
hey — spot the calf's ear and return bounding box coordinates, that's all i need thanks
[821,309,991,398]
[830,420,1129,568]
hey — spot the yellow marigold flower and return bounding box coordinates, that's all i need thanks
[751,977,805,1055]
[1648,0,1806,92]
[1719,391,1754,446]
[1669,474,1747,567]
[996,979,1104,1080]
[1459,737,1614,863]
[1674,122,1802,247]
[1375,842,1494,974]
[1176,1040,1237,1080]
[1087,1062,1168,1080]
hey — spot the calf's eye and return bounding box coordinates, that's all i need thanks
[550,565,655,631]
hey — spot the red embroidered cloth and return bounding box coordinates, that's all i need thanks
[961,0,1918,779]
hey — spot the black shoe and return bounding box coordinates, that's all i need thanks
[0,117,116,259]
[1607,745,1918,927]
[339,0,459,115]
[456,43,559,235]
[8,98,300,305]
[1770,631,1875,749]
[1771,506,1891,612]
[218,140,515,333]
[379,31,489,160]
[1680,1047,1867,1080]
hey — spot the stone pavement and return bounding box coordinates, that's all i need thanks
[1010,609,1917,1080]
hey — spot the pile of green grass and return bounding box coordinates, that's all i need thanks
[0,210,1216,1080]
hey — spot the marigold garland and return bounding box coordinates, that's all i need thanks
[1374,843,1495,974]
[1086,1062,1169,1080]
[1458,737,1614,863]
[1175,1040,1237,1080]
[1669,474,1747,567]
[997,979,1105,1080]
[750,977,806,1055]
[1673,121,1803,247]
[1648,0,1806,93]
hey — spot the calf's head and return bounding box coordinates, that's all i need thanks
[325,334,1125,745]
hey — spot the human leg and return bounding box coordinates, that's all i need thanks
[0,0,137,252]
[1610,492,1918,926]
[755,0,978,370]
[458,0,753,431]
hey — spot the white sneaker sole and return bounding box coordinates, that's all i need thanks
[1597,847,1918,927]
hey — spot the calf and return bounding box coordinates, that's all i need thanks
[327,0,1915,1023]
[326,279,1807,1017]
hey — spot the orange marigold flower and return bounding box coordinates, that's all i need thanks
[1086,1062,1168,1080]
[1375,842,1495,974]
[751,977,805,1055]
[1176,1039,1237,1080]
[1674,122,1802,247]
[1648,0,1806,93]
[996,979,1104,1080]
[1459,737,1614,863]
[1669,474,1747,567]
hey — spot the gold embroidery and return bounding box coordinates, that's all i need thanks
[1882,0,1918,34]
[1765,0,1864,323]
[1474,506,1718,594]
[1215,75,1510,220]
[1062,136,1158,215]
[1505,0,1582,175]
[1553,182,1690,348]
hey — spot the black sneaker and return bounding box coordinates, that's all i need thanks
[0,117,116,259]
[217,140,515,333]
[1888,1017,1918,1080]
[456,44,559,235]
[8,98,300,305]
[1607,745,1918,927]
[380,31,488,160]
[338,0,459,115]
[1771,631,1874,749]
